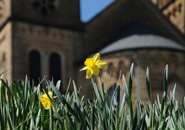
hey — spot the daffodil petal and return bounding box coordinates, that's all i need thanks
[40,98,47,106]
[40,90,54,110]
[41,93,48,99]
[92,66,99,75]
[44,100,52,109]
[96,60,107,68]
[93,53,100,62]
[54,96,58,99]
[42,89,49,98]
[86,69,93,79]
[48,91,52,98]
[80,66,88,71]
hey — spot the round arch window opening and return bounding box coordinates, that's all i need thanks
[32,0,56,15]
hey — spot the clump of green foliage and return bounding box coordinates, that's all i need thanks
[0,64,185,130]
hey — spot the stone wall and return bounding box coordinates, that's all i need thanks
[0,22,12,82]
[0,0,11,27]
[12,21,82,91]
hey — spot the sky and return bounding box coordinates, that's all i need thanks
[80,0,115,23]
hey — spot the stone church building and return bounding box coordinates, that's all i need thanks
[0,0,185,103]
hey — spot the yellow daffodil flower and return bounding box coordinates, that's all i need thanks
[40,90,54,111]
[80,53,107,79]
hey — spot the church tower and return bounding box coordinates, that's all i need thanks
[0,0,83,91]
[11,0,81,29]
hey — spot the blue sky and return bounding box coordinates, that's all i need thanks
[80,0,115,23]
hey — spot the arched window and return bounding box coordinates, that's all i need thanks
[108,63,114,75]
[49,53,61,85]
[0,52,5,73]
[2,53,5,62]
[117,61,124,78]
[119,61,124,71]
[29,50,41,86]
[108,85,122,104]
[172,8,176,16]
[167,12,172,19]
[178,4,182,12]
[108,86,114,102]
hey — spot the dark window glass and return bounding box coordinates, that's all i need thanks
[2,52,5,62]
[119,61,124,71]
[173,8,176,16]
[29,50,41,86]
[108,85,122,104]
[108,63,114,75]
[117,61,124,78]
[49,53,61,85]
[167,12,171,19]
[178,4,182,12]
[108,86,114,102]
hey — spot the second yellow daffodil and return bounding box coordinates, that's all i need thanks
[80,53,107,79]
[40,90,54,111]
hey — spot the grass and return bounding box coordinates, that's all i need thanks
[0,64,185,130]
